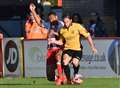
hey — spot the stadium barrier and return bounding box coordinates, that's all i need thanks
[3,38,23,77]
[79,38,120,77]
[23,40,47,77]
[0,38,119,78]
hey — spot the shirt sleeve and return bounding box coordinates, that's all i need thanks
[78,24,90,38]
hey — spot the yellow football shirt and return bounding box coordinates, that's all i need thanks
[60,23,90,50]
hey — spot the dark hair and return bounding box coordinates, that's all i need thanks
[48,11,57,16]
[63,12,72,19]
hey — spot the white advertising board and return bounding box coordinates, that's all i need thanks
[23,39,120,77]
[3,38,22,77]
[24,40,47,77]
[78,39,120,77]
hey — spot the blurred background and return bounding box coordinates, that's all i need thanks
[0,0,119,37]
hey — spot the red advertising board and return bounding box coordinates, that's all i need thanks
[0,39,3,77]
[58,0,62,7]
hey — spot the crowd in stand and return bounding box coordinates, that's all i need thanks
[24,0,107,39]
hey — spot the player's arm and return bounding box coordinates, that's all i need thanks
[55,39,63,45]
[29,3,42,26]
[79,24,97,54]
[86,35,97,54]
[48,37,63,45]
[48,32,64,45]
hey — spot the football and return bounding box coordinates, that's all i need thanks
[72,74,84,84]
[72,78,83,84]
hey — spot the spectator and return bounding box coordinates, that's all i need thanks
[42,0,52,21]
[87,12,107,37]
[25,12,48,39]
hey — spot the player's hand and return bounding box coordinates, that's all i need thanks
[92,47,97,54]
[48,38,56,44]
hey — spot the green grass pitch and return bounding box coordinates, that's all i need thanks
[0,77,119,88]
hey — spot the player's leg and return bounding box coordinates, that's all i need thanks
[46,64,56,81]
[72,58,80,76]
[71,50,83,84]
[56,49,63,77]
[46,49,56,81]
[72,50,82,76]
[55,49,65,85]
[56,50,63,76]
[62,50,72,84]
[72,58,83,84]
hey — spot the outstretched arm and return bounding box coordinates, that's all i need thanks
[29,3,42,26]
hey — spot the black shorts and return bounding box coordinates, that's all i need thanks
[63,49,82,61]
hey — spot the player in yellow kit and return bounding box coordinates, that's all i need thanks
[49,13,97,84]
